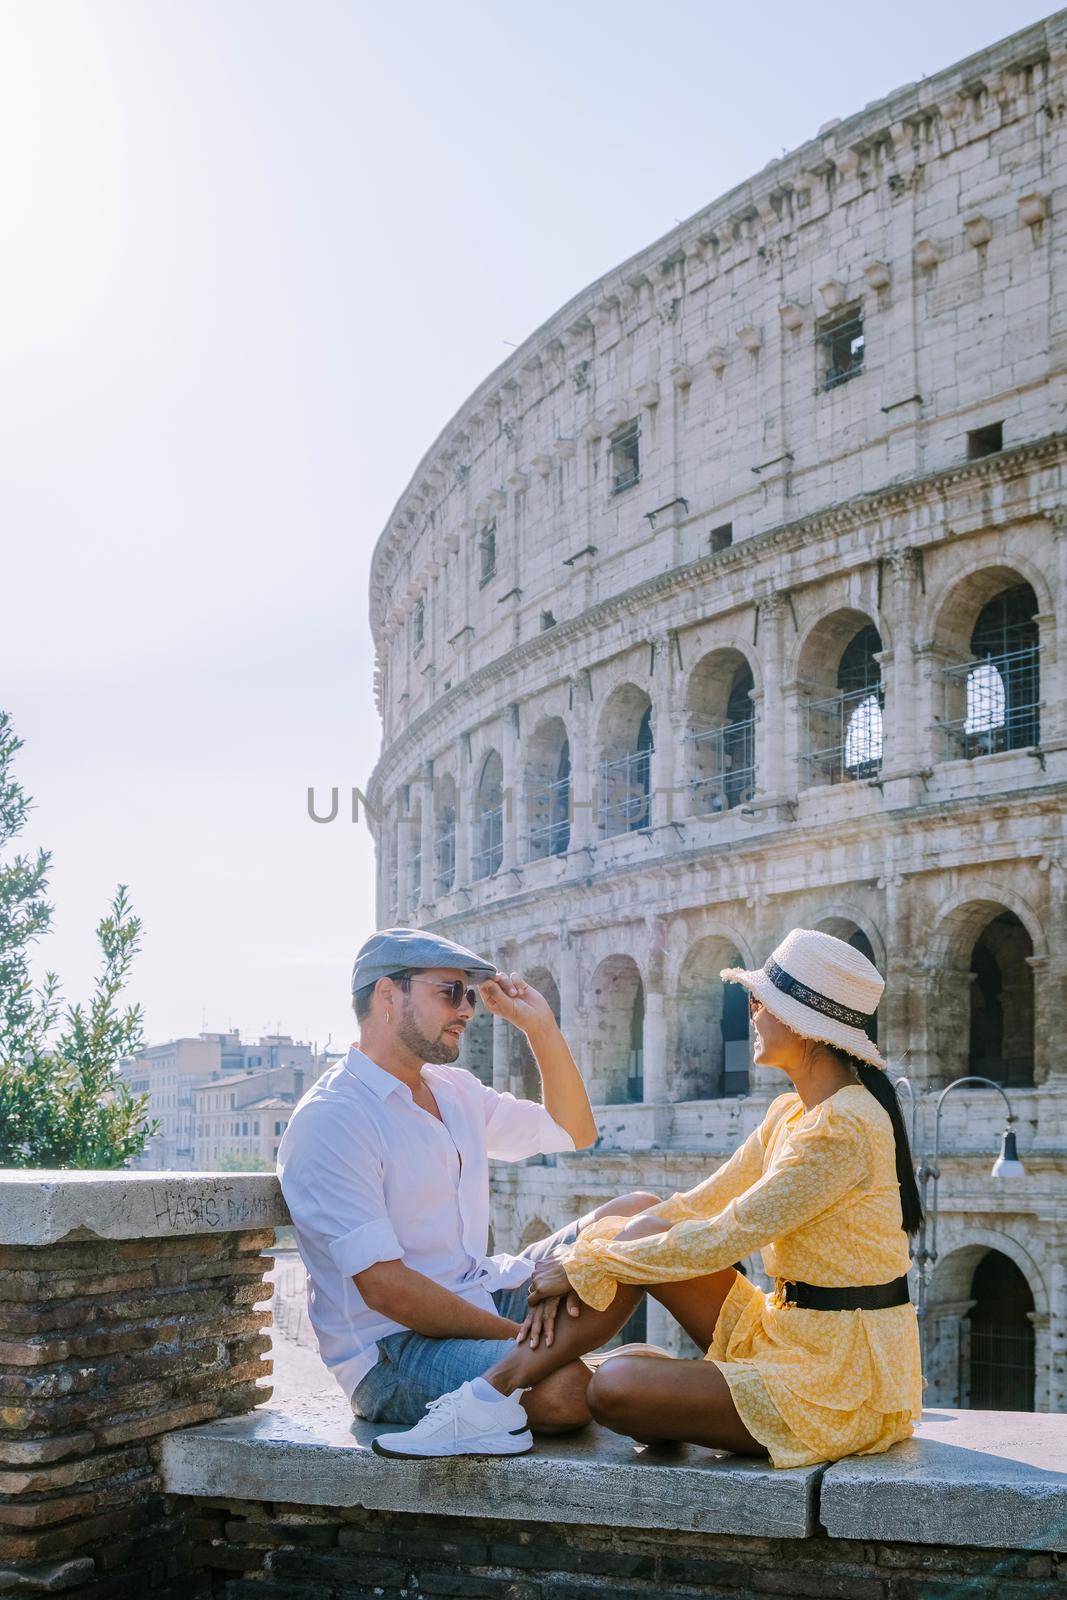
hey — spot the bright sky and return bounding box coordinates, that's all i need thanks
[1,0,1043,1051]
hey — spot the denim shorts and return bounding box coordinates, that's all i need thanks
[351,1217,581,1426]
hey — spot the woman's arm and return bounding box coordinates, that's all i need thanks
[563,1101,868,1310]
[642,1118,770,1227]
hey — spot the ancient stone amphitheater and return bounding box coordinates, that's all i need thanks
[368,14,1067,1410]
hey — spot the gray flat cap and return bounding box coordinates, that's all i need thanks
[351,927,498,995]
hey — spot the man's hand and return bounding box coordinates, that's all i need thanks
[516,1289,581,1349]
[479,972,557,1037]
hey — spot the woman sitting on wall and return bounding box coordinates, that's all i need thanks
[373,927,924,1469]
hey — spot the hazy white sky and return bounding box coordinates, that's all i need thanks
[1,0,1042,1050]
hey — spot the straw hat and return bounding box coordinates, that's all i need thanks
[720,927,886,1070]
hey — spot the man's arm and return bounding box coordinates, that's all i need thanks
[479,973,597,1149]
[524,1017,597,1149]
[356,1258,521,1339]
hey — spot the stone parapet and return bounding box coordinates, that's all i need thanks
[161,1392,1067,1557]
[0,1172,286,1598]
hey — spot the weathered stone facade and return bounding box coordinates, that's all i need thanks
[367,16,1067,1412]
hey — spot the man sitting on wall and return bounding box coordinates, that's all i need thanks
[278,927,659,1457]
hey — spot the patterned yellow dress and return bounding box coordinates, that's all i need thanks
[565,1084,923,1469]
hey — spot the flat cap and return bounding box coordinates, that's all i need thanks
[351,927,498,995]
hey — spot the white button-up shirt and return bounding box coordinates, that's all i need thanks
[277,1046,576,1399]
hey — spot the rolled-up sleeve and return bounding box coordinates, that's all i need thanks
[278,1109,402,1280]
[482,1086,576,1160]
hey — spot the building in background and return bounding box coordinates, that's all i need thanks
[192,1067,307,1170]
[121,1033,338,1171]
[367,16,1067,1413]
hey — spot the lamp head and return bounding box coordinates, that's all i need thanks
[991,1126,1025,1179]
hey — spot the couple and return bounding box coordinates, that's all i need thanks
[278,924,923,1468]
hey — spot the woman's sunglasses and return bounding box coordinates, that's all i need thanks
[405,976,478,1010]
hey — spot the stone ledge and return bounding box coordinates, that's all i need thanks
[0,1172,289,1246]
[159,1385,820,1540]
[821,1408,1067,1553]
[161,1392,1067,1553]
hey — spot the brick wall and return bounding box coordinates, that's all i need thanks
[190,1500,1062,1600]
[0,1227,275,1598]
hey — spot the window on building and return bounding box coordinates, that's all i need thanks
[472,750,504,879]
[273,1146,278,1160]
[955,583,1039,756]
[540,609,556,630]
[253,1121,259,1135]
[710,523,733,553]
[412,596,425,655]
[241,1121,248,1136]
[817,309,865,390]
[967,422,1003,460]
[434,782,456,896]
[274,1120,282,1136]
[610,422,640,493]
[479,521,497,586]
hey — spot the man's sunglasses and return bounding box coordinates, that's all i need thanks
[404,976,478,1010]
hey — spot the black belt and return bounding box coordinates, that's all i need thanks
[775,1275,911,1311]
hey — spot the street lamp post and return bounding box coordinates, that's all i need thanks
[894,1074,1025,1371]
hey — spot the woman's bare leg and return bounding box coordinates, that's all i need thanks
[485,1283,644,1431]
[588,1354,767,1457]
[488,1201,741,1435]
[647,1267,739,1351]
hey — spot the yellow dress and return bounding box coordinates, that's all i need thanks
[564,1084,923,1469]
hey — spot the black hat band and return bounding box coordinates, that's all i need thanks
[764,958,871,1032]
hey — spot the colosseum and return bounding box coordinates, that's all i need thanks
[367,13,1067,1414]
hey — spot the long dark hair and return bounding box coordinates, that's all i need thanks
[839,1054,924,1237]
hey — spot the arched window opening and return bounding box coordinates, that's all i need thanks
[677,939,750,1100]
[940,581,1039,759]
[838,625,884,778]
[968,912,1034,1087]
[598,687,653,838]
[967,1251,1035,1411]
[802,622,884,786]
[589,955,644,1103]
[527,721,571,860]
[472,752,504,879]
[687,659,756,815]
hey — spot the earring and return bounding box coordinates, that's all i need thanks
[385,1010,391,1024]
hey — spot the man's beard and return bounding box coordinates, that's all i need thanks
[395,1001,463,1065]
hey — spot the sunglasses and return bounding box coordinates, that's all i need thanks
[748,993,764,1017]
[405,976,478,1010]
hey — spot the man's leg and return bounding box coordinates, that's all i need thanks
[368,1192,663,1453]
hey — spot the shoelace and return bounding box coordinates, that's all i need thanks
[420,1390,463,1439]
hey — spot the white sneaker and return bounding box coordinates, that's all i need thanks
[371,1380,532,1459]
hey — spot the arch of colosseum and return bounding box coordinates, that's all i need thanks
[367,14,1067,1409]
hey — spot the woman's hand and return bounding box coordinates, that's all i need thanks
[527,1255,574,1304]
[516,1289,581,1349]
